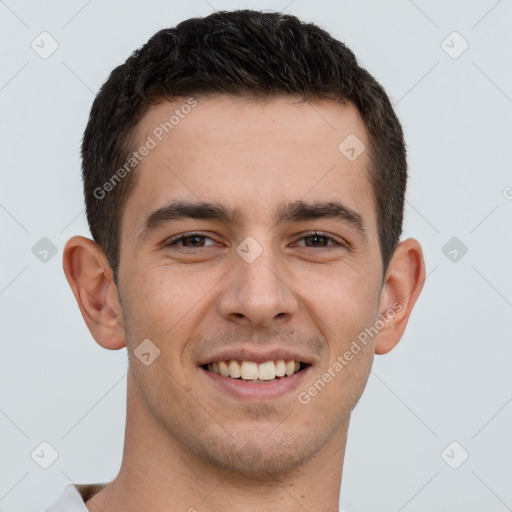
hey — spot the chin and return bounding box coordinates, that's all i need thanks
[193,427,320,476]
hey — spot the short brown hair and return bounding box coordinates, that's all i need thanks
[82,9,407,282]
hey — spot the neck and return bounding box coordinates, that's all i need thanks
[86,375,349,512]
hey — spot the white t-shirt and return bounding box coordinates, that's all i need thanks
[46,483,348,511]
[45,483,108,511]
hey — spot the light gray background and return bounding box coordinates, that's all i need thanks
[1,1,511,511]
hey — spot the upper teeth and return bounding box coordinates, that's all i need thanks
[207,360,301,380]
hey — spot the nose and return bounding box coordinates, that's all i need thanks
[216,239,299,329]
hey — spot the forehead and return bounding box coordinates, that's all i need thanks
[123,95,376,234]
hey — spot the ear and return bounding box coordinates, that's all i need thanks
[62,235,126,350]
[374,238,425,355]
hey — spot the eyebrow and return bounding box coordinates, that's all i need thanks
[141,199,366,238]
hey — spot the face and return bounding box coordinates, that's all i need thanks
[116,95,384,474]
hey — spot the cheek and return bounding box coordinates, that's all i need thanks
[302,265,380,403]
[118,269,176,354]
[121,264,220,365]
[305,264,381,336]
[121,269,200,407]
[125,265,192,325]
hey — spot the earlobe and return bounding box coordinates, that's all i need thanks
[374,238,425,355]
[62,235,126,350]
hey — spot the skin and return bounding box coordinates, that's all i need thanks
[63,95,425,512]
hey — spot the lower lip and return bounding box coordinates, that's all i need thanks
[200,366,311,401]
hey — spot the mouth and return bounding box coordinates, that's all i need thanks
[198,348,314,400]
[201,359,310,383]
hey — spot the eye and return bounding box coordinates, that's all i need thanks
[165,232,217,249]
[164,231,344,251]
[294,232,343,249]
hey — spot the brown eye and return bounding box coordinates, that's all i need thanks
[180,235,207,247]
[295,232,342,248]
[303,235,332,247]
[166,233,216,248]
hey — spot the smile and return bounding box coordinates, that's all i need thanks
[203,359,308,382]
[200,358,312,401]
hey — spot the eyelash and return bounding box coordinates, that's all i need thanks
[165,231,344,250]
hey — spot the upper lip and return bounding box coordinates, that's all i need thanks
[198,346,314,366]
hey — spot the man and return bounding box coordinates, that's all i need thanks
[50,9,425,512]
